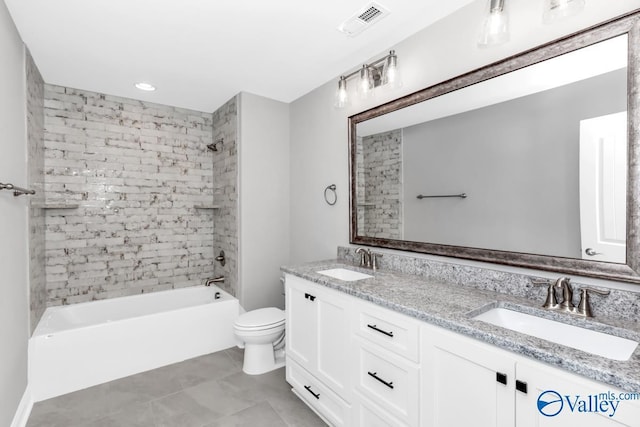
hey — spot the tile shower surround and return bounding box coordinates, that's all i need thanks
[43,85,216,305]
[26,49,47,330]
[357,129,403,239]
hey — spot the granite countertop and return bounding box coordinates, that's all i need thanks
[282,259,640,393]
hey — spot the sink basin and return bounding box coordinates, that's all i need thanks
[473,308,638,361]
[317,268,373,282]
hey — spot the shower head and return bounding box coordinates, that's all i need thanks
[207,138,223,152]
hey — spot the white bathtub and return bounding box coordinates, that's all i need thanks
[29,285,239,402]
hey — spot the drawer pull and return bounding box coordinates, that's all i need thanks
[368,371,394,389]
[496,372,507,385]
[304,293,316,302]
[367,324,394,337]
[516,380,528,394]
[304,385,320,399]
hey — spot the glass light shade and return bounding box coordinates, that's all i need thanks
[358,66,373,100]
[383,51,402,90]
[334,77,348,109]
[478,0,509,48]
[543,0,585,23]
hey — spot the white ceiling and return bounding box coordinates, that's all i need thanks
[4,0,473,112]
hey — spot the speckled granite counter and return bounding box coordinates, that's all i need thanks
[282,259,640,393]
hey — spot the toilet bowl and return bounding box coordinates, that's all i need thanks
[234,307,285,375]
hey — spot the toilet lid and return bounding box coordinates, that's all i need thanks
[236,307,285,328]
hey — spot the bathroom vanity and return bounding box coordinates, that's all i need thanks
[282,259,640,427]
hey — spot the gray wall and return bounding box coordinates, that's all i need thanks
[288,0,640,292]
[0,1,29,424]
[402,69,626,258]
[212,95,239,297]
[26,49,47,332]
[239,92,290,311]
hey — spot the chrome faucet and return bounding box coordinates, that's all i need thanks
[556,277,575,313]
[531,277,609,317]
[355,247,382,270]
[204,276,225,286]
[355,247,371,268]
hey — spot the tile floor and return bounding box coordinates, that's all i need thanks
[26,348,326,427]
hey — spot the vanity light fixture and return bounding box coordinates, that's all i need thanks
[543,0,585,23]
[134,81,156,91]
[478,0,509,48]
[334,50,400,108]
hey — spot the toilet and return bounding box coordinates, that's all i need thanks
[233,307,286,375]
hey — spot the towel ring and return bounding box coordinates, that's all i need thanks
[324,184,337,206]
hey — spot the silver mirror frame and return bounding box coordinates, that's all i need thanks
[349,10,640,283]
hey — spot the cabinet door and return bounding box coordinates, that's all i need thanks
[422,326,515,427]
[516,359,640,427]
[285,277,318,368]
[316,286,352,398]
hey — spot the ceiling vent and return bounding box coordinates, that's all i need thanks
[338,2,390,37]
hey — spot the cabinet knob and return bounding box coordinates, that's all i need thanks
[304,293,316,301]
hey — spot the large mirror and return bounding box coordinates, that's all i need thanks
[349,11,640,283]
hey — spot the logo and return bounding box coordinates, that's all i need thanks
[536,390,625,418]
[537,390,564,417]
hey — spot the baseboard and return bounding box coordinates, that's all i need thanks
[10,384,33,427]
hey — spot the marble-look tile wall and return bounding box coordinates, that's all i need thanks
[43,85,215,305]
[338,246,640,322]
[211,96,238,297]
[357,129,403,239]
[26,50,47,330]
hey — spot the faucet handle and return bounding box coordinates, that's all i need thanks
[371,253,382,271]
[531,279,558,309]
[577,287,610,318]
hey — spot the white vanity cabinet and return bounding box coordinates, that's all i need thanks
[421,324,516,427]
[284,275,352,425]
[421,325,640,427]
[351,301,421,426]
[515,359,640,427]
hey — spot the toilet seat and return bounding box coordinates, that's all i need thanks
[235,307,285,329]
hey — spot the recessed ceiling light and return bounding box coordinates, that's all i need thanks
[135,82,156,91]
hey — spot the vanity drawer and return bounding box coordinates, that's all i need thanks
[353,338,419,426]
[353,302,420,362]
[286,358,350,427]
[352,390,410,427]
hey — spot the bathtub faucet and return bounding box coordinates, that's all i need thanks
[204,276,225,286]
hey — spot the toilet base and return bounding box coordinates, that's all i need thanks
[242,343,285,375]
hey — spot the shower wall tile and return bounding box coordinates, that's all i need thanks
[358,129,403,239]
[43,85,215,305]
[26,49,47,331]
[211,96,238,297]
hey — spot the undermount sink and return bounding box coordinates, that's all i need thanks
[473,307,638,361]
[317,268,373,282]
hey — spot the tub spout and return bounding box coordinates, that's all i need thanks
[204,276,225,286]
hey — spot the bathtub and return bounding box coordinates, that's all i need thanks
[29,285,239,402]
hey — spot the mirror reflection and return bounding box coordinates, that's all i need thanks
[355,35,628,263]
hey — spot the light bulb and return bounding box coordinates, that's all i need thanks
[543,0,585,23]
[383,50,402,89]
[134,82,156,91]
[478,0,509,48]
[334,77,348,109]
[358,66,372,100]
